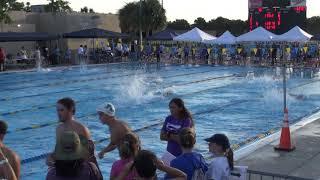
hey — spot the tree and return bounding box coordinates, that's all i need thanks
[167,19,190,30]
[80,7,95,13]
[140,0,166,36]
[306,16,320,35]
[9,1,25,11]
[193,17,206,29]
[80,6,88,13]
[118,0,166,36]
[24,2,31,12]
[44,0,72,13]
[119,2,139,33]
[0,0,18,32]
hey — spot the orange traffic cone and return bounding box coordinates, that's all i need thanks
[274,108,295,152]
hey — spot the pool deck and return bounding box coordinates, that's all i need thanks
[236,117,320,179]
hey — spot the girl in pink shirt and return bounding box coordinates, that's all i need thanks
[110,133,140,180]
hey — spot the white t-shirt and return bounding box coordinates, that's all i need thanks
[78,47,84,55]
[206,157,230,180]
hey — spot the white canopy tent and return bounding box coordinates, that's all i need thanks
[173,27,216,43]
[273,26,313,42]
[236,27,277,42]
[204,31,236,45]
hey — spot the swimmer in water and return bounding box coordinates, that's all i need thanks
[289,94,305,100]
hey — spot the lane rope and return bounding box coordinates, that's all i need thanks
[6,82,238,134]
[21,99,251,164]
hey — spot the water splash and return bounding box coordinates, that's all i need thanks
[116,74,158,104]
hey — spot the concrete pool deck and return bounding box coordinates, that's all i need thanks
[236,117,320,179]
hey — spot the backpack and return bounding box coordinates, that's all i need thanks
[192,168,206,180]
[184,154,207,180]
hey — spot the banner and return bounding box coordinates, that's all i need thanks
[253,48,258,55]
[286,48,291,53]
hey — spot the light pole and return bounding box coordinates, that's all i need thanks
[139,0,143,58]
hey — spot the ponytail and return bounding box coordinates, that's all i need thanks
[118,133,140,159]
[225,148,234,170]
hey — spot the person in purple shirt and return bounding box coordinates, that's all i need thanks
[167,128,208,180]
[160,98,194,157]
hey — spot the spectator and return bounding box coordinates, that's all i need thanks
[116,150,187,180]
[46,131,102,180]
[42,47,49,65]
[20,46,28,61]
[35,46,42,70]
[160,98,194,157]
[53,46,61,65]
[96,103,132,159]
[205,134,234,180]
[0,47,6,72]
[78,45,84,64]
[83,45,88,62]
[47,98,101,176]
[0,120,20,179]
[110,133,140,180]
[65,48,72,65]
[168,128,208,180]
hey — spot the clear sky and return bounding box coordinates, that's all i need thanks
[19,0,320,23]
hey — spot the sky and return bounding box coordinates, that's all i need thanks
[19,0,320,23]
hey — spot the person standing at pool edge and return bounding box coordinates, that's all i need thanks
[0,47,6,72]
[0,120,20,179]
[47,97,101,175]
[205,134,233,180]
[160,98,194,157]
[97,103,132,159]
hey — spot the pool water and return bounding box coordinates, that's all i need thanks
[1,63,320,179]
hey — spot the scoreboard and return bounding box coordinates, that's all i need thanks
[248,0,307,34]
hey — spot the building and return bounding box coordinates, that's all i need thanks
[248,0,307,34]
[0,10,120,58]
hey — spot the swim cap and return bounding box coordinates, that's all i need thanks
[96,103,116,117]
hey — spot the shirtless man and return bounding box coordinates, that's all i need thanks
[96,103,132,159]
[0,120,20,180]
[55,97,90,141]
[48,98,101,173]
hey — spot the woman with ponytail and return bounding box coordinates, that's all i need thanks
[205,134,233,180]
[160,98,194,157]
[110,133,140,180]
[167,128,208,180]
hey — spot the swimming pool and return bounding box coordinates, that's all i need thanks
[1,63,320,179]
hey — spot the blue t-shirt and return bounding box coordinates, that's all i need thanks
[161,115,192,156]
[168,152,208,180]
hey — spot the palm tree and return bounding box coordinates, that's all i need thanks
[45,0,72,13]
[0,0,13,32]
[118,0,166,35]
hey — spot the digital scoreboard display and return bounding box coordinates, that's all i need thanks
[248,0,307,34]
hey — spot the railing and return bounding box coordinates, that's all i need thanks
[247,170,313,180]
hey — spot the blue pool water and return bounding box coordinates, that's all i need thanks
[1,63,320,179]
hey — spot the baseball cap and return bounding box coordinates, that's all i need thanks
[96,103,116,117]
[205,134,230,150]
